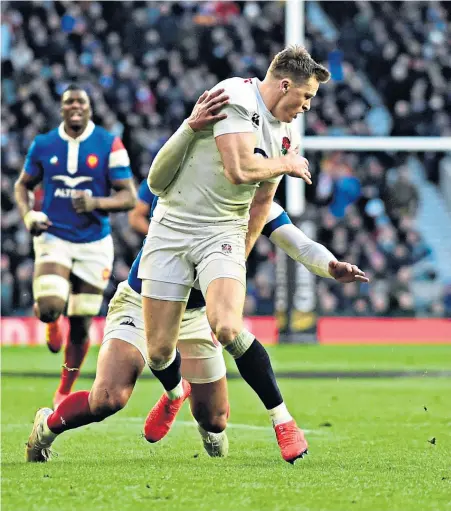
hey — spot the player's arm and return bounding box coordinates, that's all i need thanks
[128,180,154,235]
[245,181,278,257]
[147,89,229,195]
[213,100,311,185]
[14,139,51,236]
[262,203,369,283]
[73,138,137,213]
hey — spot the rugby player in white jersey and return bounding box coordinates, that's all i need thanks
[25,87,367,463]
[137,46,333,463]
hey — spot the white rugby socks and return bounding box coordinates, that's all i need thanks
[166,380,185,400]
[268,402,293,426]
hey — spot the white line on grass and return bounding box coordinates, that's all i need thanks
[114,417,315,434]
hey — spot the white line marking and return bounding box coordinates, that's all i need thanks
[112,417,315,433]
[9,418,316,434]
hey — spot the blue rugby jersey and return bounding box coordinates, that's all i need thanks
[127,198,293,310]
[137,178,155,206]
[24,121,132,243]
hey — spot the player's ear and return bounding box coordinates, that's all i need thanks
[280,79,290,95]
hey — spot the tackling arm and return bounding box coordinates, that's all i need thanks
[262,203,369,283]
[262,203,335,278]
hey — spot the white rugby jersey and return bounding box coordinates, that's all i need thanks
[152,77,300,228]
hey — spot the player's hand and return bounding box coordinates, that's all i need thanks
[188,89,229,131]
[23,210,52,236]
[284,150,312,185]
[328,260,369,283]
[72,192,98,213]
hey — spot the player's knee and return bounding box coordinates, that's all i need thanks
[215,322,240,345]
[36,297,65,323]
[193,403,228,434]
[147,344,175,367]
[90,386,130,418]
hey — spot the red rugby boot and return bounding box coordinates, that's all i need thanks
[274,419,308,464]
[46,317,65,354]
[144,380,191,443]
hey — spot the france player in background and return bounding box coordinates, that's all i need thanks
[14,84,137,409]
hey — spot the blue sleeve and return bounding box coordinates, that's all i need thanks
[150,196,159,219]
[262,211,292,238]
[138,179,155,206]
[109,167,132,181]
[23,139,42,178]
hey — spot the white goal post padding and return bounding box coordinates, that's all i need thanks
[303,137,451,152]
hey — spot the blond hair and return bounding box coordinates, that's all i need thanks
[269,45,330,85]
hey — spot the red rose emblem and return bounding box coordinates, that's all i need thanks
[282,137,291,155]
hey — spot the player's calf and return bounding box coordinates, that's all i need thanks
[191,401,228,434]
[89,383,132,418]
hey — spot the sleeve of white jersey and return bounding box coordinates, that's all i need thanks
[213,80,256,138]
[262,202,336,278]
[147,120,195,195]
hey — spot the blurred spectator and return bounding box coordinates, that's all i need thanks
[385,166,419,227]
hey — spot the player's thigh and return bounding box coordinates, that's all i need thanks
[142,296,187,359]
[33,262,72,319]
[33,234,72,303]
[33,232,73,275]
[138,220,195,289]
[70,235,114,292]
[68,274,104,319]
[204,276,246,339]
[195,229,246,336]
[90,339,145,413]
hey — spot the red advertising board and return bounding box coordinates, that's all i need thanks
[317,317,451,344]
[0,316,279,346]
[1,316,450,346]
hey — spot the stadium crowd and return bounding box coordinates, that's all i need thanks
[2,1,450,318]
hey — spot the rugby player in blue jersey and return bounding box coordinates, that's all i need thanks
[25,88,367,462]
[15,84,137,409]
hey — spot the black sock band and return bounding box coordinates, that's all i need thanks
[150,350,182,392]
[234,339,283,410]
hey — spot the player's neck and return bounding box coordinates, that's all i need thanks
[63,123,87,140]
[258,78,281,116]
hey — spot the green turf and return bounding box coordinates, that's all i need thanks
[1,345,451,511]
[3,344,451,375]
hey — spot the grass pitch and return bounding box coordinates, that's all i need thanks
[1,344,450,511]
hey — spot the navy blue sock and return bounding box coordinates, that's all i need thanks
[150,350,182,392]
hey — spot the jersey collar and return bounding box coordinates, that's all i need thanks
[58,120,95,142]
[254,78,280,124]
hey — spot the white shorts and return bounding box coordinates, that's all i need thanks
[138,220,246,301]
[102,282,226,384]
[33,232,114,291]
